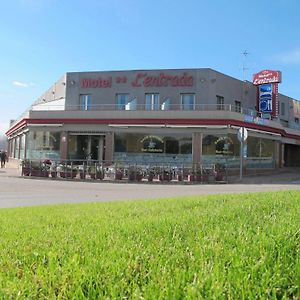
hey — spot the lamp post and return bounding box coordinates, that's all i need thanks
[238,127,248,180]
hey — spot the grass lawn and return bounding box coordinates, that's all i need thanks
[0,191,299,299]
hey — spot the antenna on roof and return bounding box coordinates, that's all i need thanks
[242,50,250,81]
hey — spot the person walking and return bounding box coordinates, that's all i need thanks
[0,150,6,168]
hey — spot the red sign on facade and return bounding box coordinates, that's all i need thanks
[131,72,193,87]
[253,70,282,85]
[81,77,112,88]
[80,72,194,88]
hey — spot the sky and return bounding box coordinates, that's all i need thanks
[1,0,300,135]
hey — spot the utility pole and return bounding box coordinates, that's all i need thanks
[242,50,249,81]
[241,50,250,106]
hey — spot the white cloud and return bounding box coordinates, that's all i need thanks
[275,48,300,64]
[12,81,35,88]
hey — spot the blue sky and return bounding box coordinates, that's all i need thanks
[1,0,300,134]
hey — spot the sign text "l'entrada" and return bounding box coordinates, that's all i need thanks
[80,72,194,89]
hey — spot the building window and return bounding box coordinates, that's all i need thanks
[281,102,285,115]
[116,94,129,110]
[295,118,299,124]
[181,94,195,110]
[80,95,91,111]
[26,131,60,160]
[145,94,160,110]
[235,101,241,113]
[217,95,224,110]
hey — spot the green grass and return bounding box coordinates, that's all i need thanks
[0,191,300,299]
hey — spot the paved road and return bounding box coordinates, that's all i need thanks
[1,168,300,208]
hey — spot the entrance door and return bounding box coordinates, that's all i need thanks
[90,136,104,161]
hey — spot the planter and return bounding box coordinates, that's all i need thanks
[201,174,209,182]
[79,172,86,180]
[136,174,143,182]
[115,172,123,180]
[128,173,135,181]
[22,166,30,176]
[96,172,103,180]
[162,173,171,181]
[195,175,202,182]
[60,171,66,178]
[31,169,41,177]
[70,171,77,179]
[176,174,182,181]
[41,170,49,177]
[147,174,154,182]
[187,174,194,182]
[215,172,224,181]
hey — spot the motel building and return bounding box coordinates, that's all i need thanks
[5,68,300,178]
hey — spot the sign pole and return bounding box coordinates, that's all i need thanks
[238,127,248,181]
[240,127,245,180]
[240,137,243,181]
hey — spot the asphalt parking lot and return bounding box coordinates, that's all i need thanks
[1,163,300,209]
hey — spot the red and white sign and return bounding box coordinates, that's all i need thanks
[253,70,282,85]
[254,70,282,118]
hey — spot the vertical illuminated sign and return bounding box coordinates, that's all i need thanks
[253,70,282,118]
[259,84,272,113]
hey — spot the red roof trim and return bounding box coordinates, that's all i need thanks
[6,117,300,141]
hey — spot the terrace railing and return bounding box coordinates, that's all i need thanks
[20,159,228,184]
[30,103,258,116]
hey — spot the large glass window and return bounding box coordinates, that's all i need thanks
[247,137,274,158]
[181,94,195,110]
[26,131,60,160]
[19,134,26,159]
[202,134,237,157]
[80,94,91,111]
[114,133,192,163]
[145,94,160,110]
[116,94,129,110]
[15,136,20,159]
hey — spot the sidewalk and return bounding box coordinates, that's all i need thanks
[229,167,300,184]
[0,159,21,177]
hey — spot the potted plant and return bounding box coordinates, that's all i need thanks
[30,161,46,177]
[88,165,97,179]
[147,169,155,182]
[96,166,104,180]
[135,168,143,182]
[195,167,202,182]
[128,167,143,181]
[162,170,171,181]
[21,159,31,176]
[58,164,66,178]
[115,168,123,180]
[215,163,226,181]
[201,168,210,183]
[49,162,57,178]
[79,164,87,179]
[58,163,77,178]
[187,170,195,182]
[128,166,136,181]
